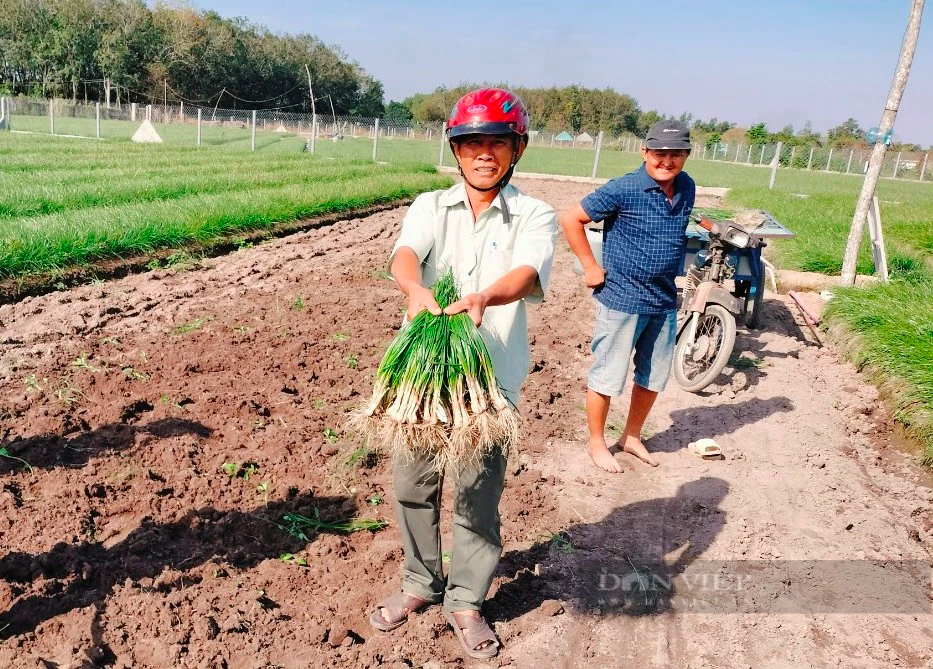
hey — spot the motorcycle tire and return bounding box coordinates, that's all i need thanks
[744,272,765,329]
[673,304,737,393]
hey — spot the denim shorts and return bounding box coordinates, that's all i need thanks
[588,303,677,395]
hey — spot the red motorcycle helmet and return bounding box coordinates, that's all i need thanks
[446,88,530,140]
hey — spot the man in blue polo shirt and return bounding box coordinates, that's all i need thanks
[561,120,695,473]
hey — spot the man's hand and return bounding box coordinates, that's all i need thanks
[583,263,607,289]
[407,285,441,321]
[444,292,490,326]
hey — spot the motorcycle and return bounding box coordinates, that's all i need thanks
[673,216,764,392]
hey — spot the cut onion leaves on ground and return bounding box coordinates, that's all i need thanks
[352,269,519,470]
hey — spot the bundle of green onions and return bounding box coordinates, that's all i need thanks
[352,269,519,470]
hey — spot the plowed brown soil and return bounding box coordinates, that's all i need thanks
[1,177,931,669]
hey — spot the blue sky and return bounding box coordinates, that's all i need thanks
[198,0,932,146]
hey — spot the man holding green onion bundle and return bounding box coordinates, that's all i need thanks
[368,88,556,660]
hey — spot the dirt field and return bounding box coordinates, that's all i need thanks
[1,177,931,668]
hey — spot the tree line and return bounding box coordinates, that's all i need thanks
[0,0,384,116]
[1,3,922,149]
[387,85,925,150]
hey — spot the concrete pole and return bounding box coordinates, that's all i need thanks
[807,147,814,170]
[789,146,796,168]
[131,102,136,122]
[701,144,707,160]
[843,0,925,285]
[921,152,929,181]
[893,151,902,178]
[591,130,604,178]
[372,118,380,161]
[50,102,55,135]
[95,102,100,139]
[769,141,783,190]
[735,143,742,161]
[746,145,752,163]
[825,147,834,172]
[310,114,317,154]
[437,123,446,166]
[847,149,854,174]
[197,109,202,146]
[251,109,257,151]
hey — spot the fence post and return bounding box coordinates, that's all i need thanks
[807,147,814,170]
[437,123,446,166]
[49,101,55,135]
[96,102,100,139]
[734,143,742,162]
[746,145,752,164]
[921,153,929,181]
[131,102,136,122]
[197,109,202,146]
[825,147,833,172]
[179,101,183,122]
[769,141,783,190]
[310,114,317,154]
[846,149,854,174]
[789,146,796,168]
[146,105,151,122]
[701,144,707,160]
[251,109,257,151]
[893,151,902,179]
[591,130,604,178]
[372,118,380,161]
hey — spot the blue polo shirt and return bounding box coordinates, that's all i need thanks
[581,164,695,314]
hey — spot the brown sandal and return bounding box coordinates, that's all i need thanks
[369,591,432,632]
[443,609,500,659]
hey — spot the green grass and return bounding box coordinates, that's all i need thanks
[0,133,450,280]
[823,281,933,465]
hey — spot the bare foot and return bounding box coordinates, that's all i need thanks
[588,437,624,473]
[622,436,659,467]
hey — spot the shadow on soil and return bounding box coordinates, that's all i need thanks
[0,417,213,474]
[0,492,354,640]
[646,396,795,454]
[488,476,728,622]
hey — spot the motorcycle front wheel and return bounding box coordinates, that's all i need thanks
[673,304,737,392]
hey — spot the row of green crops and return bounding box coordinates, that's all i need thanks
[0,133,451,279]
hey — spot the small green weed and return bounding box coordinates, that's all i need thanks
[122,367,149,382]
[0,447,33,473]
[24,374,46,392]
[81,509,100,543]
[221,462,259,480]
[172,317,211,336]
[278,552,307,567]
[345,354,359,369]
[332,332,350,342]
[55,381,85,407]
[72,353,101,373]
[291,296,305,311]
[323,427,339,443]
[346,445,379,469]
[232,324,251,334]
[541,530,575,554]
[366,494,383,506]
[311,399,325,410]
